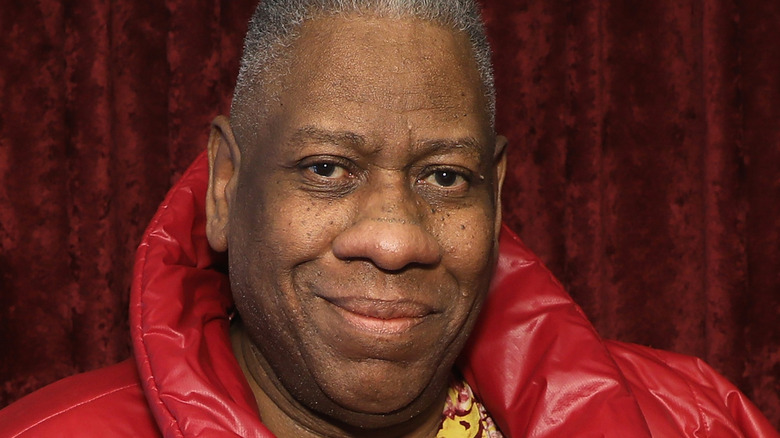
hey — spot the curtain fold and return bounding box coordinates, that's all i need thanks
[1,0,777,428]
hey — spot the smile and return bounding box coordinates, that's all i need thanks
[321,297,434,335]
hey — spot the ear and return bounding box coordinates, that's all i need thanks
[206,115,241,252]
[493,135,508,238]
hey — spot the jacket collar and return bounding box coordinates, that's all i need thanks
[130,151,652,437]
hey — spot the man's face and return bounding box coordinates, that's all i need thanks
[217,15,505,428]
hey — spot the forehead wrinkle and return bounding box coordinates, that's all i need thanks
[290,126,376,155]
[292,126,485,162]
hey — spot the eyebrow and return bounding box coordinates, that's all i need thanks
[417,138,484,160]
[290,126,484,159]
[290,126,369,152]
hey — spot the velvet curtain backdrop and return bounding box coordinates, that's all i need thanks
[1,0,778,427]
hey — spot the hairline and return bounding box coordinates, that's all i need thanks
[231,2,496,148]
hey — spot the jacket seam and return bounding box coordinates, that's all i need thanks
[651,348,713,436]
[10,383,139,437]
[596,344,654,436]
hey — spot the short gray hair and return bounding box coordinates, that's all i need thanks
[231,0,495,133]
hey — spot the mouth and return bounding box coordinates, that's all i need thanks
[321,296,435,335]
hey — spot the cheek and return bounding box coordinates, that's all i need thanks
[265,191,355,258]
[428,202,497,336]
[229,183,356,326]
[433,203,497,283]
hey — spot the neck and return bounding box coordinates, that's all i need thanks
[230,323,446,438]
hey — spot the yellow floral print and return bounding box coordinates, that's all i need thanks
[437,377,503,437]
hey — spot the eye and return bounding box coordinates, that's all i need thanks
[308,162,349,179]
[421,169,469,189]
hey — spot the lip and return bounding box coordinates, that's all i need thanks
[321,296,434,335]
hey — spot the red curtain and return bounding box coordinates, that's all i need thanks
[1,0,778,428]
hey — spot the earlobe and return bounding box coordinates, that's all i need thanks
[206,115,241,252]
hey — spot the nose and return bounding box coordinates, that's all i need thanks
[331,185,442,271]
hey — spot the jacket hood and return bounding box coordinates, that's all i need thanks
[130,151,653,437]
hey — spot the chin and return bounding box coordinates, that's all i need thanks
[302,355,454,431]
[318,377,448,432]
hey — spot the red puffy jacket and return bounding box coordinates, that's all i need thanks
[1,153,776,437]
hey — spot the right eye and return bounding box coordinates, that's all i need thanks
[421,169,468,189]
[308,162,348,179]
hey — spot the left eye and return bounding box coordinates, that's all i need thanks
[422,170,467,188]
[309,162,348,179]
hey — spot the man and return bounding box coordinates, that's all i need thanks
[0,0,776,436]
[206,1,504,436]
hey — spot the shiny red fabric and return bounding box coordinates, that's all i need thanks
[2,0,779,427]
[1,153,776,437]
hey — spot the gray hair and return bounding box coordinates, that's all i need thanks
[231,0,495,133]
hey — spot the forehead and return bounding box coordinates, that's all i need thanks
[259,14,491,144]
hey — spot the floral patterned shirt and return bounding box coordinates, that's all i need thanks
[437,377,503,437]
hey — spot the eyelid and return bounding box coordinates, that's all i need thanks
[421,164,473,180]
[417,165,473,192]
[310,162,348,179]
[298,155,354,171]
[297,155,362,191]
